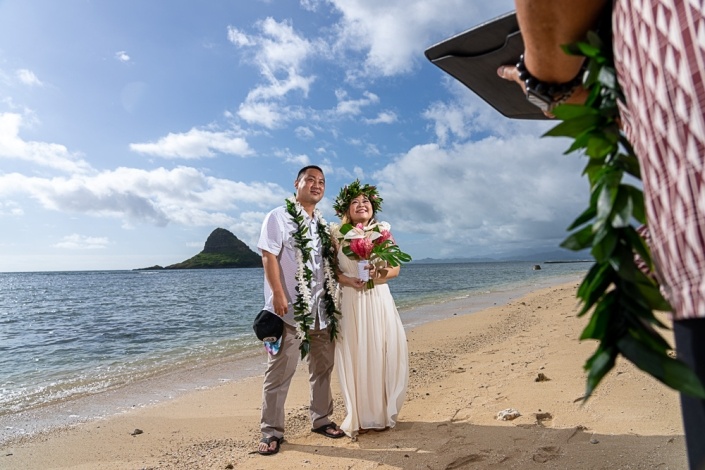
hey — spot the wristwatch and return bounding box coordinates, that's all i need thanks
[516,54,583,113]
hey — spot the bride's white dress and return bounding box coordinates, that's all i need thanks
[335,247,408,437]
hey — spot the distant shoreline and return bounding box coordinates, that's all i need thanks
[543,259,593,264]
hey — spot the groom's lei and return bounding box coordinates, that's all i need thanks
[284,196,340,359]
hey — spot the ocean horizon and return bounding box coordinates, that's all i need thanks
[0,260,588,444]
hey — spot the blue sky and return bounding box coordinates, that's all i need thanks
[0,0,588,272]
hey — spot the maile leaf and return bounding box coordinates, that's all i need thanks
[618,335,705,398]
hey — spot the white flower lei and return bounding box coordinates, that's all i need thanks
[285,196,340,358]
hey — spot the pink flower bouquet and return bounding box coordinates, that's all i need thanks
[339,223,411,288]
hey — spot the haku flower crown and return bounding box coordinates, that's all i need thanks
[333,179,383,218]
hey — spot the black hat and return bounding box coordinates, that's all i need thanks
[252,310,284,342]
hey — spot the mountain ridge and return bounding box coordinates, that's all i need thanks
[137,228,261,270]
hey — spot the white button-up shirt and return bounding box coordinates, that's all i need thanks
[257,204,328,329]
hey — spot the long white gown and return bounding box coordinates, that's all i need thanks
[334,247,408,437]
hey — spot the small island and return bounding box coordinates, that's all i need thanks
[138,228,262,270]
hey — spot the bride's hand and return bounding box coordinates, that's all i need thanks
[339,273,365,289]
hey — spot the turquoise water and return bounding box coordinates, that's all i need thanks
[0,261,588,440]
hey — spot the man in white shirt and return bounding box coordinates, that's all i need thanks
[256,165,344,456]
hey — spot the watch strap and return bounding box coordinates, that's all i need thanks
[516,54,583,111]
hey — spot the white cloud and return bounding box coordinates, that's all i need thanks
[54,234,110,250]
[0,200,23,216]
[299,0,323,12]
[295,126,315,139]
[0,112,93,173]
[373,131,588,258]
[226,28,252,47]
[16,69,42,87]
[274,148,311,166]
[328,0,515,77]
[335,90,379,116]
[424,102,471,144]
[115,51,130,62]
[364,110,397,124]
[237,101,306,129]
[227,210,270,248]
[129,127,254,159]
[228,18,322,127]
[0,167,289,228]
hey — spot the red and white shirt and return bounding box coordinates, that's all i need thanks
[613,0,705,319]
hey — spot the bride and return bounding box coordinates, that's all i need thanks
[331,180,409,438]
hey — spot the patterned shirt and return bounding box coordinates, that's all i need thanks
[613,0,705,319]
[257,205,328,329]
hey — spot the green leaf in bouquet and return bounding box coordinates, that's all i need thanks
[372,240,412,267]
[342,245,357,260]
[339,223,355,236]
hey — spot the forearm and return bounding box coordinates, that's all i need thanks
[262,251,288,315]
[515,0,608,82]
[375,264,400,283]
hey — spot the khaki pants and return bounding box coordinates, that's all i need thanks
[260,322,335,438]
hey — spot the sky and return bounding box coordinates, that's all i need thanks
[0,0,590,272]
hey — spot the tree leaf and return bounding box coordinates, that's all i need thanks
[580,292,616,340]
[583,347,617,399]
[567,206,597,231]
[544,115,600,138]
[618,335,705,398]
[591,226,617,262]
[561,225,594,251]
[552,104,598,120]
[611,186,633,228]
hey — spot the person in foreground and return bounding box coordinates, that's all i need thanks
[496,2,705,468]
[256,165,344,456]
[330,180,409,438]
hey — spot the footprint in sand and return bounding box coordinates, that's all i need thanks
[446,452,486,469]
[535,412,553,426]
[532,445,561,463]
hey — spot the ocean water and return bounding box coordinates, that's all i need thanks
[0,261,588,442]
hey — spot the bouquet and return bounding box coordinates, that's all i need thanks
[337,222,412,288]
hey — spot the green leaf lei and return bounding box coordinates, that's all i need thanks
[548,31,705,399]
[285,196,341,359]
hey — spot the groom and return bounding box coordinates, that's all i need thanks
[256,165,344,456]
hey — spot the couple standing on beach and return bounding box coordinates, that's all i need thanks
[256,165,409,455]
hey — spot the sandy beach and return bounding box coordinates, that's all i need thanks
[0,280,687,469]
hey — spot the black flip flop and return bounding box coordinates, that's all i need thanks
[311,422,345,439]
[258,435,283,455]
